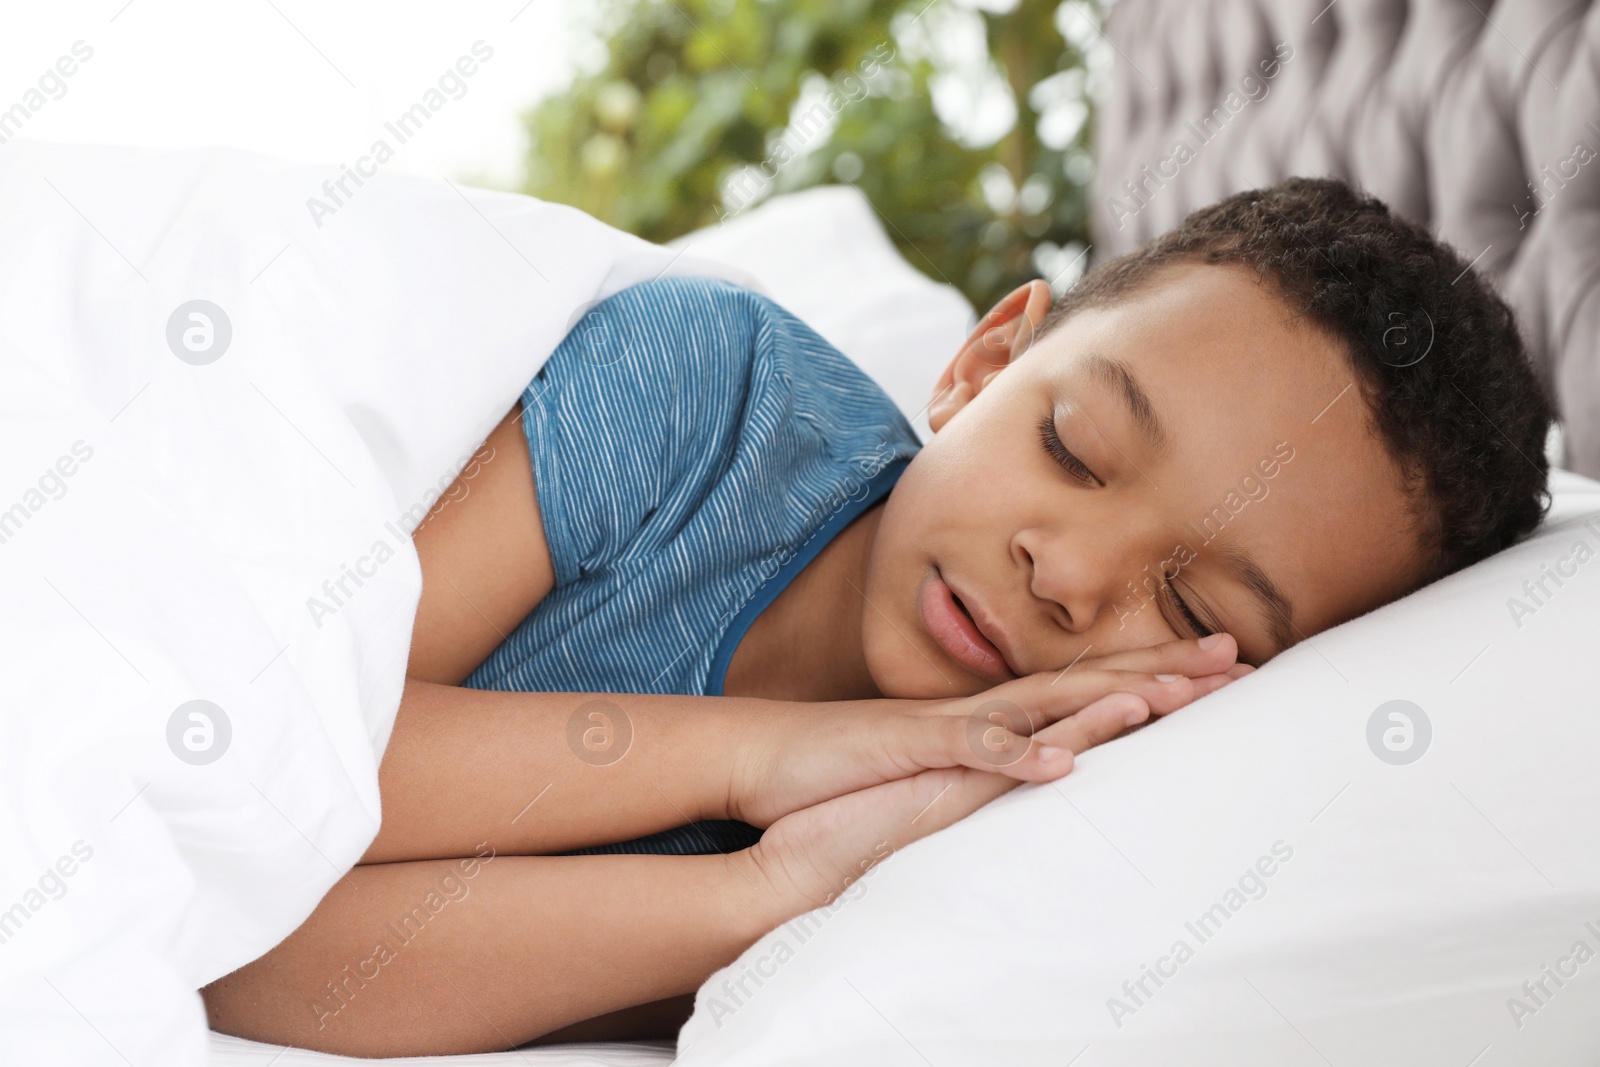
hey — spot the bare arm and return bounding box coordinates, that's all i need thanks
[403,402,552,687]
[368,678,761,861]
[369,657,1224,864]
[374,403,765,860]
[203,848,776,1057]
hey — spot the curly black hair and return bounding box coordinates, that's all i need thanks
[1037,176,1554,585]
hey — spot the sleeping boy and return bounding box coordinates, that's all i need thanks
[203,177,1553,1055]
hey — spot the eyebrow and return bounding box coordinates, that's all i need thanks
[1084,354,1169,454]
[1215,541,1296,658]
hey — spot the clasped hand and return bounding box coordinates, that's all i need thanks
[722,634,1251,920]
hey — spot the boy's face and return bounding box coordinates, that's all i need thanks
[863,261,1428,698]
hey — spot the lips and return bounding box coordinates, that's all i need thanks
[919,567,1017,681]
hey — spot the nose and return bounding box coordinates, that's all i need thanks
[1012,525,1140,633]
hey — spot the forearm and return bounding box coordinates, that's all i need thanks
[366,678,801,862]
[203,849,775,1057]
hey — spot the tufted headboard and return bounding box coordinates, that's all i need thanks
[1091,0,1600,478]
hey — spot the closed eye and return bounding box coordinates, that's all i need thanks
[1036,413,1099,486]
[1165,580,1215,639]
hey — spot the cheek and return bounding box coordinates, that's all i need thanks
[862,488,937,696]
[862,613,949,698]
[863,475,992,698]
[901,423,1033,536]
[1086,583,1181,654]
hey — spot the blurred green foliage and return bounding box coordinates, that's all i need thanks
[520,0,1101,312]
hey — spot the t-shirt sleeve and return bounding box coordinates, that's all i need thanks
[517,276,765,587]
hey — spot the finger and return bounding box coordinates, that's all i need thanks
[1000,668,1211,721]
[1031,692,1151,764]
[1064,633,1240,679]
[902,693,1130,785]
[887,767,1026,844]
[920,691,1154,787]
[918,665,1200,725]
[983,691,1151,783]
[894,707,1072,784]
[1176,671,1234,707]
[991,665,1245,782]
[1145,663,1253,715]
[916,664,1237,784]
[944,713,1075,783]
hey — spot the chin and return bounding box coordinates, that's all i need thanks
[866,641,984,700]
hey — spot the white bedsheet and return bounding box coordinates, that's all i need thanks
[0,140,750,1065]
[208,1032,673,1066]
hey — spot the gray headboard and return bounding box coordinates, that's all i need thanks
[1091,0,1600,478]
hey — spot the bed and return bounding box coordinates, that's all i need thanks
[5,8,1600,1053]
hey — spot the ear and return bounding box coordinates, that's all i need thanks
[928,280,1054,432]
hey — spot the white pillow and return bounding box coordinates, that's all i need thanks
[669,185,975,442]
[673,466,1600,1065]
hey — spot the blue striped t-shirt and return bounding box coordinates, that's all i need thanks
[461,276,923,854]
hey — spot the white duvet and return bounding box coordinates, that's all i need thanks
[0,140,756,1065]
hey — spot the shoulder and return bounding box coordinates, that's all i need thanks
[544,274,918,469]
[573,275,854,377]
[575,276,770,362]
[579,275,883,389]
